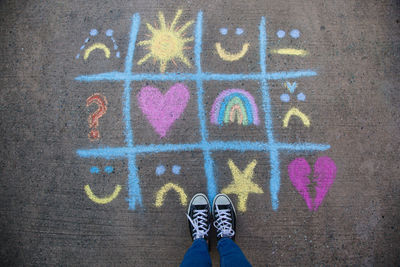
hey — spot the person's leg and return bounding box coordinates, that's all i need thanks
[180,193,212,267]
[212,194,252,267]
[217,238,251,267]
[180,238,212,267]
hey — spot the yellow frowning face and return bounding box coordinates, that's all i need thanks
[215,27,249,62]
[76,28,121,61]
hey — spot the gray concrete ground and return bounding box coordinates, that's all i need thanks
[1,0,399,265]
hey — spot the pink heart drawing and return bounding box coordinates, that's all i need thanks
[138,83,190,138]
[288,157,336,211]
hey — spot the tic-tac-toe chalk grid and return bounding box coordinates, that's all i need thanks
[76,12,330,211]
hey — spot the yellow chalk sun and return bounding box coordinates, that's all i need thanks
[137,10,194,73]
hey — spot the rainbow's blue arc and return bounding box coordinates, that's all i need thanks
[76,12,329,211]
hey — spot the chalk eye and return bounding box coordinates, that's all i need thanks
[276,30,285,38]
[235,28,244,35]
[90,166,100,174]
[219,28,228,35]
[90,29,98,36]
[105,29,113,37]
[297,93,306,101]
[104,166,114,173]
[280,94,290,102]
[156,165,166,176]
[290,29,300,39]
[172,165,181,175]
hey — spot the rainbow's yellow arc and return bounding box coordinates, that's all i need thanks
[84,43,111,60]
[137,10,194,73]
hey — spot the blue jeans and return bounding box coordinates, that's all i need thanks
[180,238,252,267]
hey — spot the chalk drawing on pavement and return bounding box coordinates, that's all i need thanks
[84,43,110,60]
[76,28,120,60]
[90,166,100,174]
[86,93,107,141]
[211,89,260,126]
[219,27,244,36]
[85,184,122,204]
[283,107,310,128]
[90,166,114,174]
[105,29,121,58]
[288,156,336,211]
[215,38,249,62]
[280,81,306,103]
[271,48,308,57]
[155,183,188,207]
[215,26,248,61]
[272,29,307,56]
[276,30,285,38]
[285,81,297,93]
[104,166,114,173]
[221,159,263,212]
[156,165,166,176]
[219,28,228,35]
[172,165,181,175]
[138,83,190,138]
[137,9,194,73]
[155,164,181,175]
[75,11,332,211]
[290,29,300,39]
[235,28,244,35]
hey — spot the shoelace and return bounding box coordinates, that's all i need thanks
[186,209,210,240]
[213,206,235,238]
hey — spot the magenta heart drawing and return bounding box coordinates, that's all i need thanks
[288,156,336,211]
[138,83,190,138]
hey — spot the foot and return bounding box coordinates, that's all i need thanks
[212,193,236,241]
[186,193,211,242]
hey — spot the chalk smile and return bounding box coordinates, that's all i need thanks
[215,42,249,61]
[84,184,122,204]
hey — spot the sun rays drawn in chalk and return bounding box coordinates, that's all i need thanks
[137,10,194,73]
[76,29,121,60]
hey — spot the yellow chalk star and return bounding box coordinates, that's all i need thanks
[221,159,263,212]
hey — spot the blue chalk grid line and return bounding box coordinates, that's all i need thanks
[76,12,330,211]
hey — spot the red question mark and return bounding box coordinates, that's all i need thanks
[86,93,108,141]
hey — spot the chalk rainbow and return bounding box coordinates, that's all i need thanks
[211,89,260,126]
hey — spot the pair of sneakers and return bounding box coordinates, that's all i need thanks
[186,193,236,244]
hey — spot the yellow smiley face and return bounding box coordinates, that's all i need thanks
[215,27,249,61]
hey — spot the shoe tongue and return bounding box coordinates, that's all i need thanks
[217,205,230,210]
[194,204,208,210]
